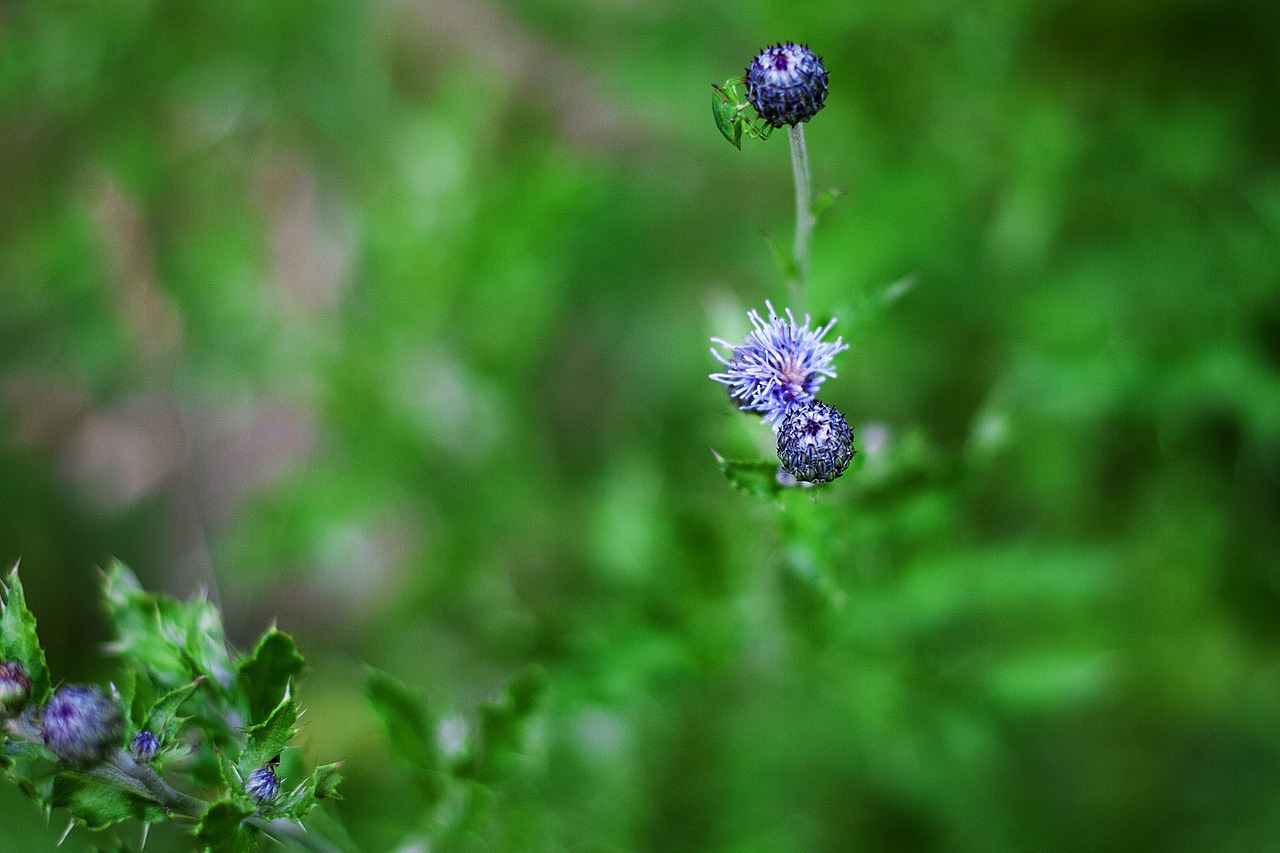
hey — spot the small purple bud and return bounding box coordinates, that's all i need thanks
[0,660,31,711]
[777,400,855,484]
[41,684,125,766]
[745,43,829,128]
[131,729,161,761]
[246,764,280,804]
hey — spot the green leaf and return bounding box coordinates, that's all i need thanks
[238,686,297,781]
[762,230,798,282]
[460,666,547,784]
[50,768,166,830]
[142,677,203,752]
[101,561,235,690]
[0,738,61,803]
[0,566,51,704]
[811,187,845,221]
[309,761,343,801]
[711,450,785,498]
[194,799,256,853]
[237,629,305,725]
[365,668,445,805]
[275,761,344,821]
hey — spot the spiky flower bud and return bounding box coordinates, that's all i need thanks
[131,729,161,761]
[777,400,854,484]
[745,43,829,128]
[0,660,31,711]
[246,764,280,804]
[41,684,125,766]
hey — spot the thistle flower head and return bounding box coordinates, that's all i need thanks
[777,400,855,484]
[0,660,31,711]
[710,301,848,430]
[246,763,281,804]
[745,43,829,128]
[131,729,161,761]
[40,684,124,766]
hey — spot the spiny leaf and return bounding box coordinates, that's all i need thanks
[101,561,235,691]
[142,677,203,751]
[0,738,61,804]
[0,566,51,704]
[49,768,166,831]
[238,687,298,781]
[194,799,256,853]
[365,668,445,806]
[711,449,785,499]
[237,629,305,725]
[275,761,344,821]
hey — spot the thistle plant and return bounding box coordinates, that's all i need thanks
[710,42,856,490]
[0,563,545,852]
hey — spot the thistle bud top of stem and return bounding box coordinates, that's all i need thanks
[745,43,829,128]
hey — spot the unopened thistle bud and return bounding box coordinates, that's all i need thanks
[246,764,280,804]
[777,400,854,484]
[0,660,31,711]
[745,43,829,128]
[131,729,161,761]
[41,684,125,766]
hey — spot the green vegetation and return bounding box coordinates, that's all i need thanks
[2,0,1278,850]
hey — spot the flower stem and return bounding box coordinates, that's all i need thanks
[788,122,814,309]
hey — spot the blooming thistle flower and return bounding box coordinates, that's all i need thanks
[710,301,848,431]
[745,43,829,128]
[0,660,31,712]
[777,400,855,484]
[246,763,281,804]
[131,729,161,762]
[41,684,124,766]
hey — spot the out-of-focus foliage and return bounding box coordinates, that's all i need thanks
[1,0,1278,850]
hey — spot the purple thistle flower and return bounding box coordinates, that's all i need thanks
[41,684,124,766]
[777,400,855,484]
[745,43,829,128]
[710,301,848,430]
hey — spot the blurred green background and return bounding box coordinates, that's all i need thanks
[3,0,1280,850]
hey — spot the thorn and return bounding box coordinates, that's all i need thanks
[57,820,75,847]
[709,446,726,463]
[141,822,150,849]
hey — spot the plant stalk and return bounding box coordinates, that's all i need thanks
[787,122,814,309]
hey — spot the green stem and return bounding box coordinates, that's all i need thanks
[788,122,814,309]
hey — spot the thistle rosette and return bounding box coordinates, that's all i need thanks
[710,301,848,431]
[40,684,125,766]
[777,400,855,484]
[745,43,829,128]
